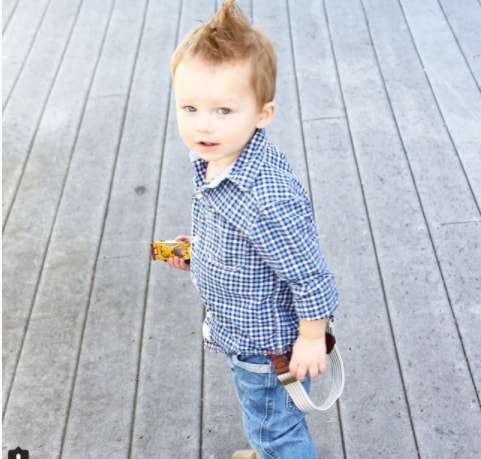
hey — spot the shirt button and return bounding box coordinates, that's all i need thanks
[192,235,199,243]
[192,276,198,286]
[195,192,203,199]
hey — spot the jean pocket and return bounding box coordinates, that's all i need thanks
[231,354,272,374]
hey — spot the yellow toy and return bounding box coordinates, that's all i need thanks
[150,240,191,262]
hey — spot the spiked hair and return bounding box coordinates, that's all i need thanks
[171,0,277,106]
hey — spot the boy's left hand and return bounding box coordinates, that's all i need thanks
[166,235,191,271]
[289,335,327,381]
[289,318,328,380]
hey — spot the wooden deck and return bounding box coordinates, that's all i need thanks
[2,0,481,457]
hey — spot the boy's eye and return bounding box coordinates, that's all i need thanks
[184,106,196,112]
[218,107,231,115]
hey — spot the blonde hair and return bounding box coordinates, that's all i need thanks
[170,0,277,107]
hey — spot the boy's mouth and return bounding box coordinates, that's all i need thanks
[198,141,219,147]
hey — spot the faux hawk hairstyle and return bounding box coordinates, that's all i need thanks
[170,0,277,107]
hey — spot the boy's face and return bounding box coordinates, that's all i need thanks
[174,57,274,171]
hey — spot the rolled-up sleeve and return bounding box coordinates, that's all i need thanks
[250,198,339,320]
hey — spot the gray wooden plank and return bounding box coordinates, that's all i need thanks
[288,0,344,122]
[2,0,83,226]
[2,0,21,31]
[431,221,481,401]
[362,0,479,227]
[133,265,203,458]
[305,118,419,459]
[1,0,115,415]
[61,0,202,457]
[2,0,148,456]
[59,0,170,456]
[400,0,481,207]
[2,0,51,104]
[363,0,481,410]
[438,0,481,89]
[325,0,481,457]
[132,1,211,457]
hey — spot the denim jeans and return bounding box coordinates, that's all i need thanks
[227,354,318,459]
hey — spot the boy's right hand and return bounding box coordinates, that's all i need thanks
[166,235,191,271]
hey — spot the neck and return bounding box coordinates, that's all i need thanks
[205,161,228,181]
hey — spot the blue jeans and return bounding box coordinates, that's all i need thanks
[227,354,318,459]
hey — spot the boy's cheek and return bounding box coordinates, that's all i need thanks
[178,117,193,133]
[177,125,191,144]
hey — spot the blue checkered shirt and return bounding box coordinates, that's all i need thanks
[190,129,338,355]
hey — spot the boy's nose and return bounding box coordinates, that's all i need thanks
[196,113,214,133]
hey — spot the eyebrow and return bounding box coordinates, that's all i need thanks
[177,96,240,106]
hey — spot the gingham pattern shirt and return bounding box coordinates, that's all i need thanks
[190,129,338,355]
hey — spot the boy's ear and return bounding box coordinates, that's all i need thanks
[256,101,276,128]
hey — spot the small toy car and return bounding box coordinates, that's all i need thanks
[150,240,191,262]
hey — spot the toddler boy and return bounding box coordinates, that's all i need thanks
[167,1,339,458]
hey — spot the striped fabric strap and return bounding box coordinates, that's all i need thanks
[272,318,345,412]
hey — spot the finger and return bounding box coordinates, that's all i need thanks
[308,365,320,379]
[174,256,184,269]
[297,368,307,381]
[288,360,296,377]
[290,362,306,381]
[175,235,190,242]
[168,256,181,269]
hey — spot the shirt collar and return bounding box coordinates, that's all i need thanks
[190,129,267,192]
